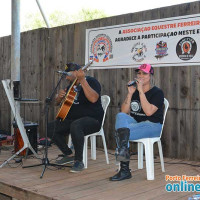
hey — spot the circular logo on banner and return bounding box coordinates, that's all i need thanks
[176,37,197,61]
[131,42,147,62]
[90,34,113,63]
[131,101,141,112]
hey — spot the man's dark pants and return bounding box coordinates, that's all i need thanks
[48,117,101,161]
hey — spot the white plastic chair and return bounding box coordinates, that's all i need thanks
[68,95,110,168]
[129,98,169,180]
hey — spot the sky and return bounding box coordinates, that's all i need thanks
[0,0,194,37]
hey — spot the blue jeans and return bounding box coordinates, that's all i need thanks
[115,112,162,141]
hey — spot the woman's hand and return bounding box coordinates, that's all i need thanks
[127,80,137,95]
[135,78,144,93]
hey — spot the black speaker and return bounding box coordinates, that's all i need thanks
[13,122,38,156]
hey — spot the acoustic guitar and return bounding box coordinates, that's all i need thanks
[56,60,93,121]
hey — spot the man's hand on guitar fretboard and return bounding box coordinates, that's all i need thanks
[74,69,85,82]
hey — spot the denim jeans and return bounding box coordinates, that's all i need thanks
[115,112,162,142]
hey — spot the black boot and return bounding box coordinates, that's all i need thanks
[110,161,132,181]
[115,128,130,162]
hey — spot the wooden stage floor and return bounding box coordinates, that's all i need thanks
[0,145,200,200]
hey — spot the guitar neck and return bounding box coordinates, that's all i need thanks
[82,60,93,71]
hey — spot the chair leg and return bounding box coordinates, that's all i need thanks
[138,143,143,169]
[90,136,96,160]
[157,140,165,172]
[101,134,109,164]
[144,140,154,180]
[83,137,88,168]
[68,134,72,148]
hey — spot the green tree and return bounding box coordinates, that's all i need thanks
[49,10,71,26]
[22,8,108,31]
[75,8,108,22]
[22,12,46,31]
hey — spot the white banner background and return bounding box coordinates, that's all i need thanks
[85,14,200,69]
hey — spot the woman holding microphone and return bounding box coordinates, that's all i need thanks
[110,63,164,181]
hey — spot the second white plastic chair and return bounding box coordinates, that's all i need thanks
[130,98,169,180]
[68,95,110,168]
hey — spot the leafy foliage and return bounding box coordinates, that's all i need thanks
[22,8,108,31]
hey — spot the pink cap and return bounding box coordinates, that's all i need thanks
[135,64,154,75]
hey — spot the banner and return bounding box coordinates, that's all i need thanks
[85,14,200,69]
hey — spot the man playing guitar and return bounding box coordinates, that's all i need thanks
[48,63,104,172]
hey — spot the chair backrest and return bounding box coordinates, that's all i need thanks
[160,98,169,138]
[100,95,110,127]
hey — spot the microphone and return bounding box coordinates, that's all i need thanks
[56,70,70,76]
[127,80,137,87]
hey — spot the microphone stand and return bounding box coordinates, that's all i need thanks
[23,73,71,178]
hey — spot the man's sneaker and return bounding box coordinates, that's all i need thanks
[70,160,84,173]
[56,155,74,165]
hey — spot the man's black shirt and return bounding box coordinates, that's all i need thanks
[65,76,104,124]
